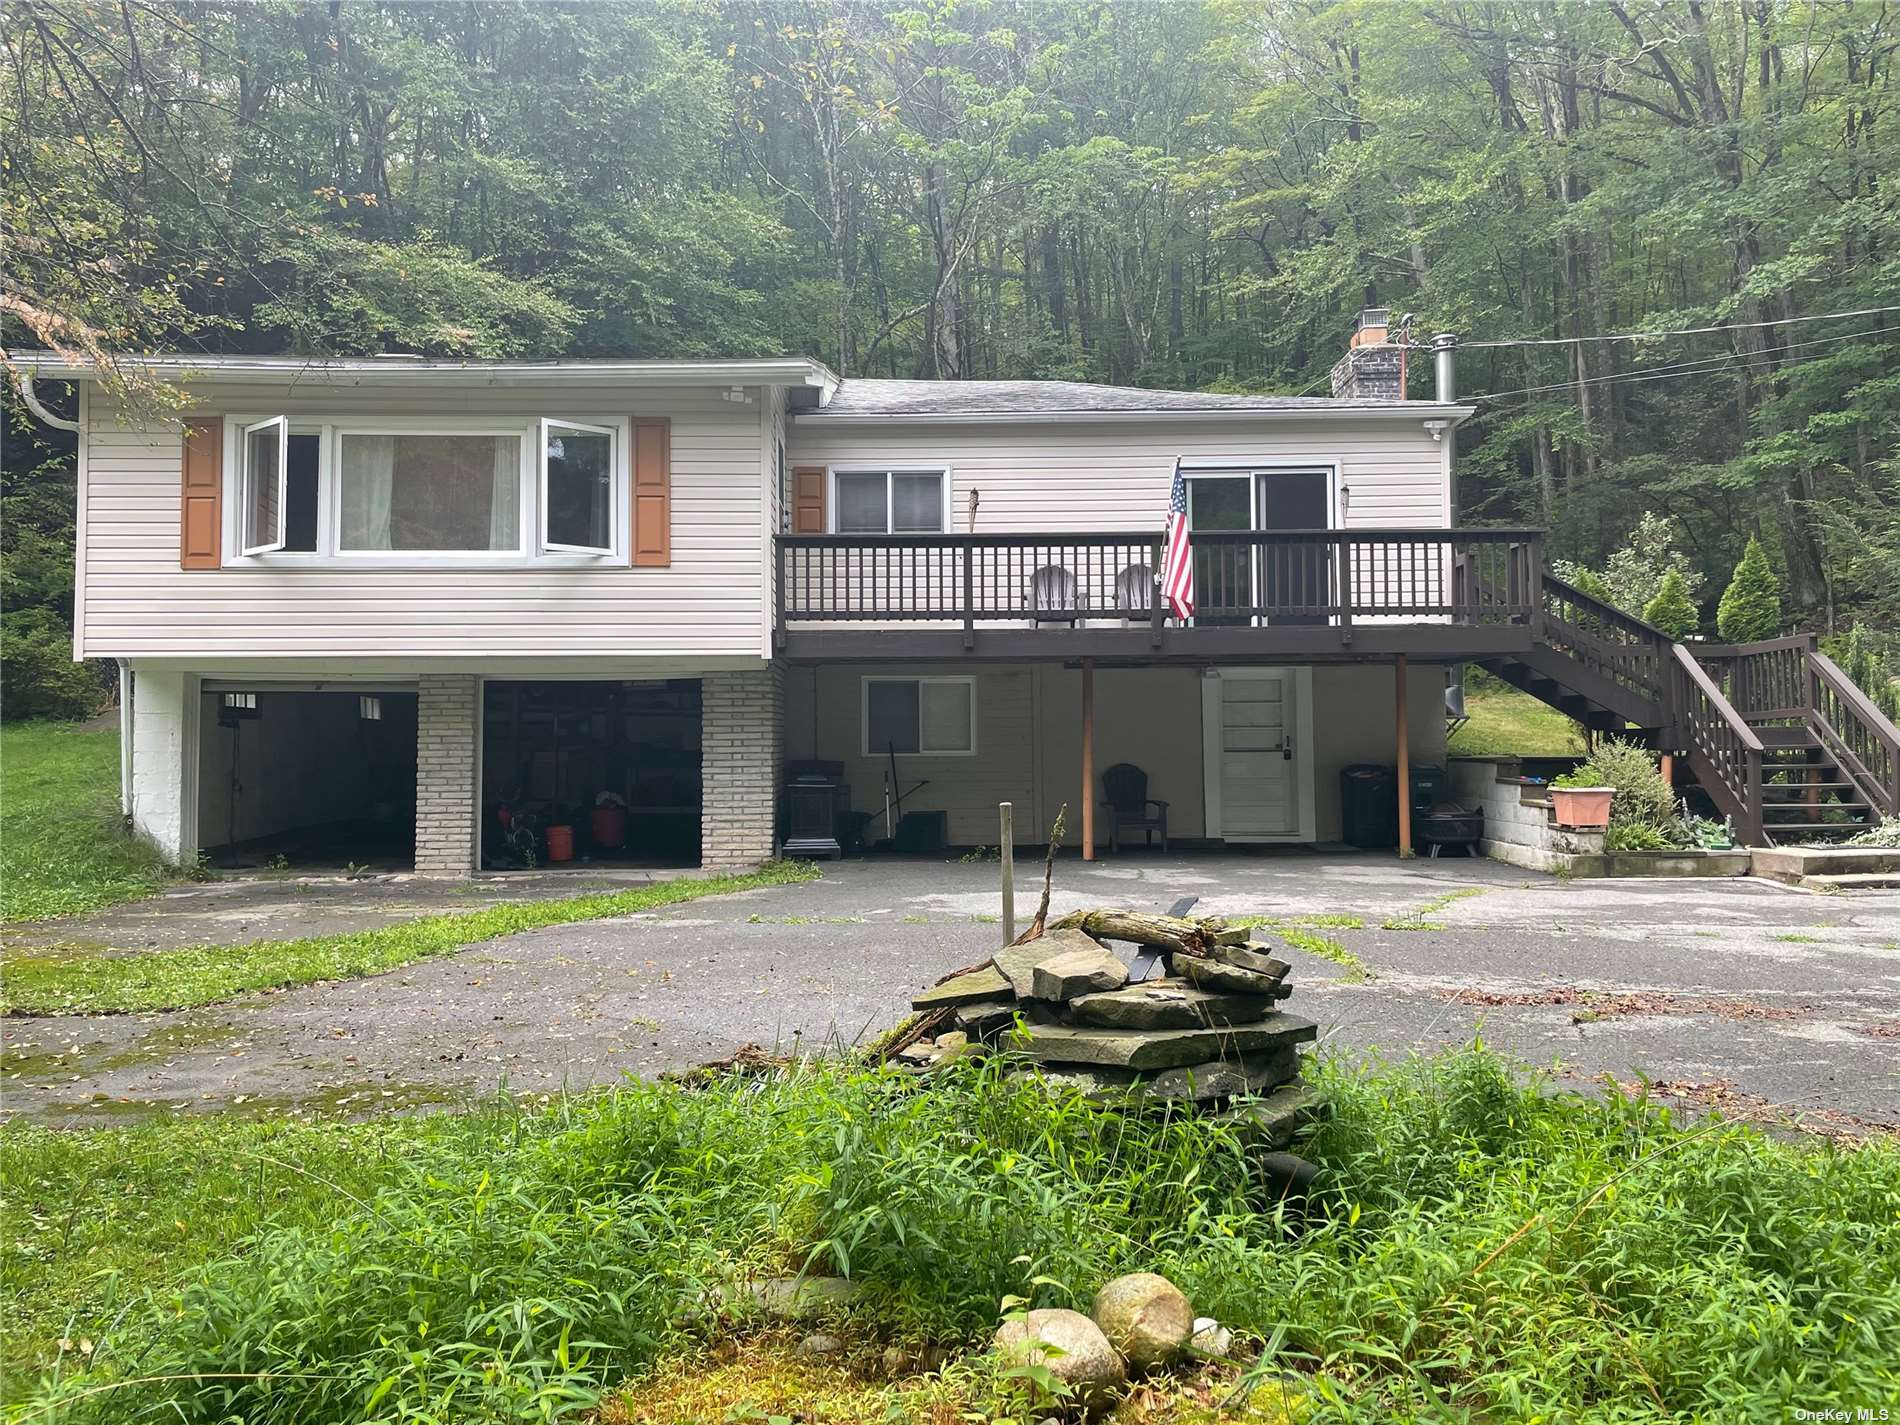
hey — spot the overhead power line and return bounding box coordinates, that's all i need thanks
[1468,323,1900,403]
[1448,304,1900,351]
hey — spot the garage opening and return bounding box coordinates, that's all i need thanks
[480,680,701,870]
[197,688,419,870]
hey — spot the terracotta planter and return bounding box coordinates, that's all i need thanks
[1551,786,1614,830]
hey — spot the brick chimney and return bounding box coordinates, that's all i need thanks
[1330,307,1405,400]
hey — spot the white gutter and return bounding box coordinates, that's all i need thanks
[9,350,839,392]
[794,404,1476,427]
[12,369,81,431]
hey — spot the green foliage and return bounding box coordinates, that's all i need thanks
[8,1049,1898,1423]
[1642,568,1700,641]
[0,608,104,721]
[1558,740,1686,846]
[1828,624,1900,723]
[1717,537,1784,644]
[0,861,819,1013]
[0,723,169,921]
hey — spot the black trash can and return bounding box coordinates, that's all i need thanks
[1410,763,1448,810]
[1340,763,1399,849]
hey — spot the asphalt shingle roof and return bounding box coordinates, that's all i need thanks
[811,378,1396,417]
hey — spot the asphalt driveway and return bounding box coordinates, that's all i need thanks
[4,851,1897,1134]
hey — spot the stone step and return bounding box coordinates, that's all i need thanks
[1017,1014,1318,1071]
[1801,872,1900,892]
[1750,845,1900,884]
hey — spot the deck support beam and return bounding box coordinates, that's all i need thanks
[1081,657,1095,861]
[1395,654,1413,858]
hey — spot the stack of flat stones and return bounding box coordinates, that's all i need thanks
[905,921,1318,1143]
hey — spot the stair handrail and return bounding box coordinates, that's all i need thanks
[1666,643,1765,845]
[1806,648,1900,820]
[1536,572,1673,716]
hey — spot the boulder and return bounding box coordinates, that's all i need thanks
[1069,982,1271,1031]
[1016,1014,1317,1072]
[912,964,1012,1011]
[1178,955,1285,996]
[993,1308,1126,1410]
[738,1275,858,1321]
[1090,1273,1194,1369]
[994,928,1111,998]
[1030,947,1128,1001]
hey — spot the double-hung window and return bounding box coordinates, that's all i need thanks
[833,469,946,533]
[229,416,627,563]
[863,676,975,756]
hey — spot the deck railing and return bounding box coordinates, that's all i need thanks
[776,528,1544,639]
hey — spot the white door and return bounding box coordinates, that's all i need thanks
[1202,668,1315,842]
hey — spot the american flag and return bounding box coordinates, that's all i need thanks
[1160,460,1194,620]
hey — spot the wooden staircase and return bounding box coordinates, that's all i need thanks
[1470,575,1899,847]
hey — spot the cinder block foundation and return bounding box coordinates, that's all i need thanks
[701,667,783,871]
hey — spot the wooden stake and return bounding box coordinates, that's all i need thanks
[1081,659,1096,861]
[1395,654,1413,858]
[999,801,1015,945]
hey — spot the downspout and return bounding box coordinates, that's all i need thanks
[119,660,135,821]
[11,368,82,432]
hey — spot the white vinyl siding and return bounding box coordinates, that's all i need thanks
[79,384,771,660]
[789,417,1448,534]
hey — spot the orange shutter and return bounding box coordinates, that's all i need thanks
[631,417,671,567]
[180,417,222,569]
[791,465,827,533]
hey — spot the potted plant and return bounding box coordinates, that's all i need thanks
[1549,767,1615,829]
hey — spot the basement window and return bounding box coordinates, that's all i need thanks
[863,676,975,756]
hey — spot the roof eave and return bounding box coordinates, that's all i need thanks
[12,352,840,390]
[794,403,1476,426]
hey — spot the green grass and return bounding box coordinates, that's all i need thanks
[0,722,171,923]
[0,863,818,1015]
[5,1047,1896,1422]
[1446,684,1583,758]
[1380,885,1488,931]
[1278,927,1372,982]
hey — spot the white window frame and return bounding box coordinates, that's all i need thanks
[829,467,951,535]
[220,414,630,569]
[238,416,288,556]
[861,675,977,758]
[538,418,618,557]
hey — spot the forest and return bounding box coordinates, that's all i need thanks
[2,0,1896,715]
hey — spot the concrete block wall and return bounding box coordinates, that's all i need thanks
[1450,758,1603,872]
[416,673,479,877]
[128,665,194,862]
[702,666,783,870]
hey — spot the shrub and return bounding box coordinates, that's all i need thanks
[1716,536,1782,643]
[1828,623,1900,722]
[0,608,105,721]
[1557,739,1684,843]
[1642,568,1699,640]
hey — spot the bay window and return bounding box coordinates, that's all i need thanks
[225,415,627,563]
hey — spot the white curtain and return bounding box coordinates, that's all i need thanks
[340,436,395,550]
[490,438,519,550]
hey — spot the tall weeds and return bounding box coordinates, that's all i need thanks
[15,1048,1899,1424]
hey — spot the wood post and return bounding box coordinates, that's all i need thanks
[1081,658,1095,862]
[1660,752,1675,787]
[1395,654,1413,858]
[999,801,1015,945]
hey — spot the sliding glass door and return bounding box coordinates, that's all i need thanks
[1185,470,1332,626]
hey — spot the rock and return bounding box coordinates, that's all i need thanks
[1138,1044,1300,1102]
[1222,1080,1320,1148]
[934,1031,969,1052]
[1069,982,1272,1031]
[881,1342,950,1378]
[741,1275,858,1321]
[795,1331,844,1358]
[1030,947,1128,1001]
[1212,943,1291,980]
[1190,1317,1232,1358]
[1256,1150,1322,1207]
[994,929,1111,998]
[954,997,1019,1037]
[1016,1014,1318,1072]
[912,964,1012,1011]
[1178,955,1285,996]
[993,1308,1126,1410]
[1091,1272,1193,1369]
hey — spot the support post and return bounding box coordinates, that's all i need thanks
[1081,658,1096,861]
[1660,752,1675,788]
[999,802,1016,945]
[1395,654,1412,858]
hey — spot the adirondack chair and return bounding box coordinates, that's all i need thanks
[1115,563,1154,621]
[1028,564,1080,624]
[1101,762,1168,852]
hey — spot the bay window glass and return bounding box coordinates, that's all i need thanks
[339,433,521,552]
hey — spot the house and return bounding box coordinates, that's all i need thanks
[23,313,1889,874]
